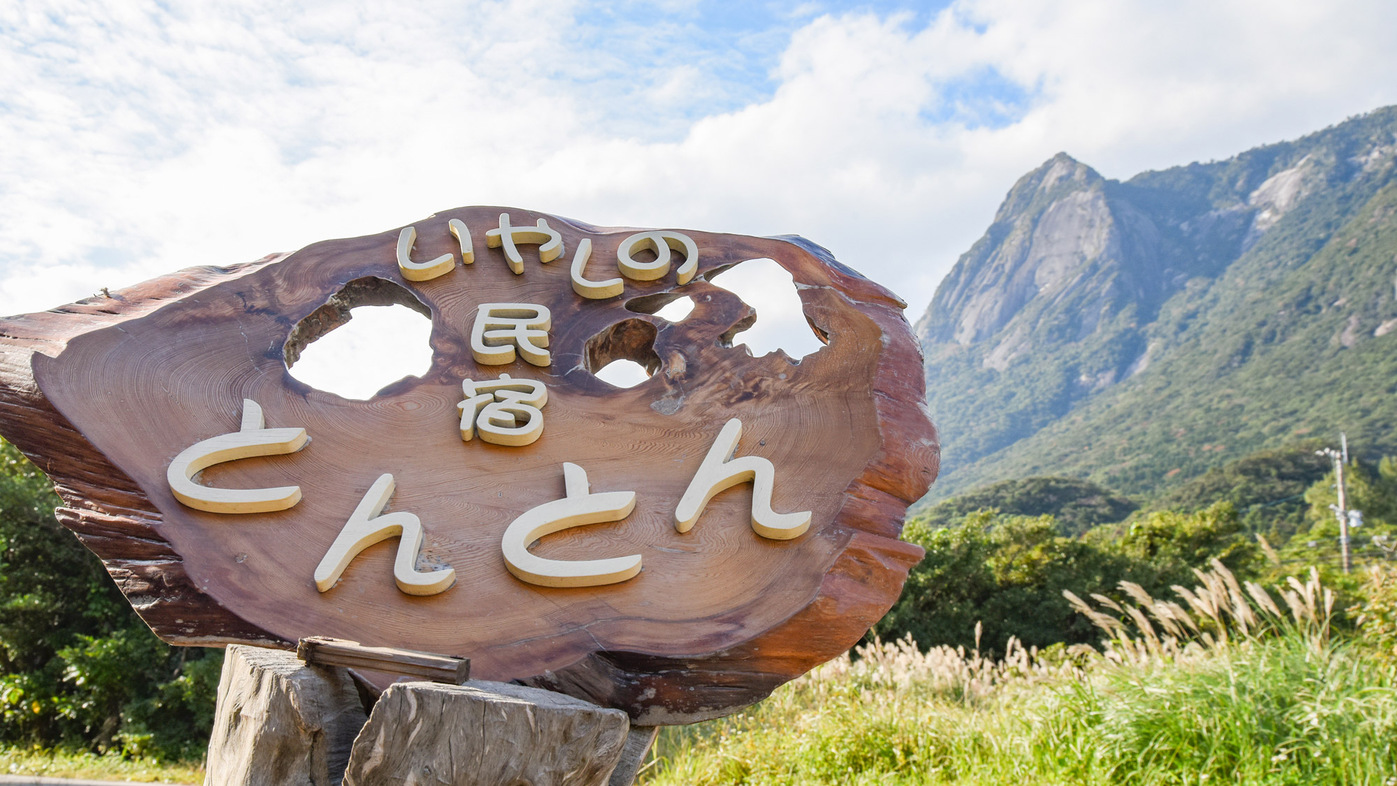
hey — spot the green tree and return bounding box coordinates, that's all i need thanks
[911,476,1137,537]
[1113,502,1260,593]
[1357,563,1397,661]
[878,511,1131,654]
[1143,443,1329,544]
[1303,458,1397,529]
[0,439,220,759]
[881,504,1263,655]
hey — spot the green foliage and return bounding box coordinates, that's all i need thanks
[883,502,1262,656]
[911,476,1136,536]
[883,512,1113,654]
[1277,456,1397,587]
[1046,635,1397,784]
[646,567,1397,785]
[0,442,124,676]
[923,107,1397,503]
[1115,502,1258,588]
[1142,442,1329,542]
[1357,565,1397,661]
[1303,458,1397,529]
[54,629,221,760]
[0,439,219,760]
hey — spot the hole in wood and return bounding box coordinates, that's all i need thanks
[585,319,660,388]
[654,297,695,322]
[706,259,825,361]
[595,360,650,388]
[285,277,434,400]
[625,293,695,322]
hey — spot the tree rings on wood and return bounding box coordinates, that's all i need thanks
[0,207,938,724]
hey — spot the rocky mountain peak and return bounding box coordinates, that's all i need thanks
[994,152,1104,222]
[917,153,1125,348]
[914,105,1397,503]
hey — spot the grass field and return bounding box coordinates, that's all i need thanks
[4,563,1393,786]
[0,746,201,783]
[641,563,1397,785]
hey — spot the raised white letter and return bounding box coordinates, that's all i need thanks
[166,399,308,514]
[617,231,698,285]
[570,238,624,299]
[396,226,455,282]
[485,213,563,274]
[674,418,811,540]
[314,474,455,596]
[458,374,548,447]
[448,218,475,265]
[501,463,641,588]
[470,303,552,367]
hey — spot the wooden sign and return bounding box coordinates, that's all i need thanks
[0,207,938,724]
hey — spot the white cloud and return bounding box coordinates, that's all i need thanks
[1,0,1395,349]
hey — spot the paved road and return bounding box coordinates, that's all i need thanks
[0,776,195,786]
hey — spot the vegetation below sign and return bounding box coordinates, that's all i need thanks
[645,562,1397,784]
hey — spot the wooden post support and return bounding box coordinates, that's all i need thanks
[343,680,630,786]
[608,725,659,786]
[296,636,469,684]
[204,645,368,786]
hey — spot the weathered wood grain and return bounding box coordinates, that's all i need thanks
[344,680,629,786]
[0,208,938,723]
[608,725,659,786]
[205,644,367,786]
[297,637,469,684]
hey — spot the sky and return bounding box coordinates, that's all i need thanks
[3,0,1397,393]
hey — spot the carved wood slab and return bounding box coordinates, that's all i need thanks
[0,207,937,724]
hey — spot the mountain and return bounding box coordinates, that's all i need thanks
[916,106,1397,503]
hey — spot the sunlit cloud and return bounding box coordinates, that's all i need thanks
[2,0,1395,352]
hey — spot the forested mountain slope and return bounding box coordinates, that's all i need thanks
[917,107,1397,503]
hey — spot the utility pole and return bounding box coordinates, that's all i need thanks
[1336,449,1351,574]
[1317,434,1352,574]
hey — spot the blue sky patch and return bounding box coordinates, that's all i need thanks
[566,0,957,139]
[921,67,1038,130]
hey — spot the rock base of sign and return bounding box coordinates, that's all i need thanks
[204,645,368,786]
[206,645,640,786]
[344,680,631,786]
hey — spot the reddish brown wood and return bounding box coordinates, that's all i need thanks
[0,208,938,724]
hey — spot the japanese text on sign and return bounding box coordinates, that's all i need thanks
[164,214,812,599]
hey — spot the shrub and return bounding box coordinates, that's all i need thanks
[1357,564,1397,661]
[0,439,219,759]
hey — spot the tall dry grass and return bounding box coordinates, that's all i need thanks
[642,562,1397,785]
[1063,557,1334,663]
